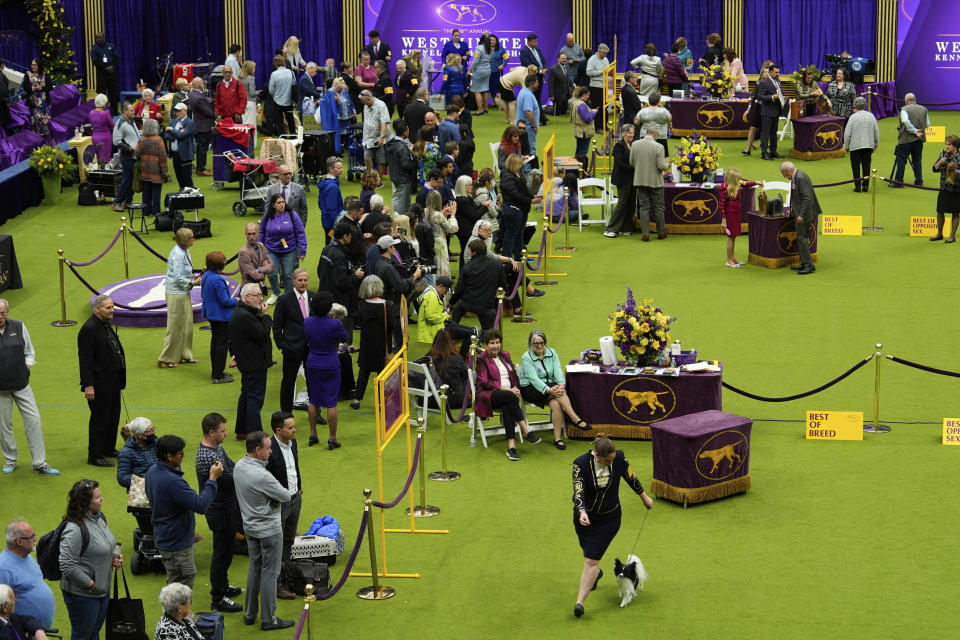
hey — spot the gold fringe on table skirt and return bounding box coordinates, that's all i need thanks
[747,253,819,269]
[633,222,750,235]
[567,424,651,440]
[651,475,751,504]
[790,149,845,161]
[671,129,749,138]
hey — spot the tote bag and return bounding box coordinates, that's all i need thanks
[106,567,149,640]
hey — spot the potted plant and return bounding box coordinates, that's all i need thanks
[672,134,722,183]
[29,145,77,205]
[608,288,674,366]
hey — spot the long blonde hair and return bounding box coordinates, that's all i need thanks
[725,168,742,199]
[283,36,300,56]
[239,60,256,79]
[445,53,461,72]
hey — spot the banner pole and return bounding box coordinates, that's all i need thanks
[52,249,77,327]
[120,216,129,280]
[429,385,461,481]
[407,421,440,517]
[864,343,891,433]
[357,489,396,600]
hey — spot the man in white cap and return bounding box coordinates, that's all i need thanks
[373,235,420,305]
[164,103,196,190]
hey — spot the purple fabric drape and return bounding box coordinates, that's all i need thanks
[243,0,344,88]
[817,81,897,119]
[49,84,82,118]
[743,0,877,75]
[49,100,95,143]
[593,0,724,72]
[0,130,44,171]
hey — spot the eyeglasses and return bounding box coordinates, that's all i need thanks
[17,533,37,542]
[246,293,264,299]
[531,341,545,346]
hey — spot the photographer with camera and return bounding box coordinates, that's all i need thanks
[374,236,422,306]
[450,239,506,331]
[416,275,452,345]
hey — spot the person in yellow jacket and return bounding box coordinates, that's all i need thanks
[417,276,453,344]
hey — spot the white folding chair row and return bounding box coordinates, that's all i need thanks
[778,100,795,141]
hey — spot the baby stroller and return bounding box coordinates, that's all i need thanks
[344,124,365,181]
[224,149,278,217]
[127,506,165,575]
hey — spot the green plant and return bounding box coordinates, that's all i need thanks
[29,145,78,182]
[25,0,77,86]
[791,64,823,84]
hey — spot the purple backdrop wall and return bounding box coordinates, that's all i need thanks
[896,0,960,106]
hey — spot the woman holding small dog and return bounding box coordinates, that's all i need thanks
[572,436,653,618]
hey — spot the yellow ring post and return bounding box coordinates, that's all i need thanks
[496,287,505,338]
[429,385,462,481]
[303,584,316,639]
[52,249,77,327]
[865,169,882,231]
[512,249,535,324]
[533,210,557,286]
[864,343,891,433]
[120,216,129,280]
[406,421,440,517]
[356,489,396,600]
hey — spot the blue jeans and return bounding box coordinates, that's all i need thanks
[893,140,924,185]
[141,180,162,216]
[575,135,591,157]
[115,157,136,206]
[62,591,109,640]
[266,250,298,296]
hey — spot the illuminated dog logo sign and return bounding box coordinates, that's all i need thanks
[436,1,496,26]
[695,430,748,480]
[814,123,843,150]
[696,103,733,128]
[611,378,677,424]
[671,190,718,222]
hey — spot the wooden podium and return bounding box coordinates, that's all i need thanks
[67,135,93,183]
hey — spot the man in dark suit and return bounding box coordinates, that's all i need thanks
[780,161,822,275]
[756,64,784,160]
[404,87,433,139]
[264,165,308,225]
[372,60,395,117]
[229,284,273,438]
[186,77,216,176]
[163,103,195,190]
[620,71,643,128]
[548,53,573,116]
[362,30,391,63]
[519,33,548,125]
[265,411,303,591]
[272,269,319,420]
[297,63,324,118]
[77,294,125,467]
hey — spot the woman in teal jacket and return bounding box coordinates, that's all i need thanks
[518,329,590,450]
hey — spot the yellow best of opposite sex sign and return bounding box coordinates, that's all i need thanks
[806,411,864,441]
[942,418,960,445]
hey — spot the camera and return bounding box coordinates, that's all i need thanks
[396,256,433,279]
[824,53,845,63]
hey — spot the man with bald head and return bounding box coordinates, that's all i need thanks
[186,77,216,176]
[780,161,821,275]
[238,222,275,288]
[559,33,585,77]
[264,164,308,225]
[229,284,274,438]
[890,92,930,188]
[0,520,55,629]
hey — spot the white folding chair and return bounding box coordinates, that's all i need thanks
[489,142,501,179]
[606,176,619,214]
[577,177,610,230]
[407,359,438,425]
[467,368,521,448]
[778,100,795,142]
[761,180,792,208]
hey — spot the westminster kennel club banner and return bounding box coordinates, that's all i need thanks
[897,0,960,108]
[364,0,572,72]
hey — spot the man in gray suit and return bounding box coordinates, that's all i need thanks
[780,161,821,275]
[630,129,670,241]
[263,165,309,226]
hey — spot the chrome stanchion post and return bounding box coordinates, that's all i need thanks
[357,488,396,600]
[512,250,535,324]
[429,385,461,481]
[120,216,129,280]
[864,343,891,433]
[406,421,440,517]
[52,249,77,327]
[864,169,882,231]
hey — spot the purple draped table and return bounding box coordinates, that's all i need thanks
[670,98,751,138]
[650,410,752,506]
[816,80,897,119]
[746,211,818,268]
[566,361,722,440]
[791,115,846,161]
[636,183,757,234]
[6,102,31,133]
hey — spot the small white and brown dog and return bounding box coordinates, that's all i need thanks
[613,554,648,608]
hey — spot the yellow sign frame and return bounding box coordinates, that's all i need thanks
[820,215,863,236]
[805,411,864,441]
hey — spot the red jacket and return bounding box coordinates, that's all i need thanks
[475,350,519,419]
[718,180,757,218]
[215,79,247,119]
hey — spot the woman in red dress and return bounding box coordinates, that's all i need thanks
[718,168,757,267]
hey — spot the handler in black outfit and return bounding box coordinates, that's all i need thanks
[572,436,652,618]
[230,283,274,437]
[77,294,126,467]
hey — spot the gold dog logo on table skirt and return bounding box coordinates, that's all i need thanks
[696,103,734,128]
[695,430,748,480]
[813,123,843,150]
[776,219,818,256]
[611,377,677,424]
[671,190,719,222]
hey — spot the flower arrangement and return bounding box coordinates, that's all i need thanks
[29,145,77,182]
[672,134,721,179]
[25,0,77,86]
[700,64,732,98]
[608,288,674,366]
[791,64,823,84]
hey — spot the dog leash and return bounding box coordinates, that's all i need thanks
[628,508,650,557]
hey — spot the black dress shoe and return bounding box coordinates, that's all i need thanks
[107,449,118,457]
[226,586,242,597]
[212,596,243,613]
[790,264,804,271]
[853,186,860,192]
[770,152,783,159]
[244,616,255,626]
[761,154,772,160]
[741,149,751,156]
[262,618,295,631]
[797,265,816,275]
[87,457,114,467]
[574,603,584,617]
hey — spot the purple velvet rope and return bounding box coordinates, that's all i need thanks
[505,261,524,302]
[546,195,568,234]
[881,177,942,191]
[445,378,473,423]
[370,437,422,509]
[65,263,168,310]
[866,92,960,107]
[68,228,124,267]
[292,608,308,639]
[315,509,370,601]
[810,179,860,188]
[127,229,170,262]
[525,229,549,271]
[888,356,960,378]
[492,301,502,330]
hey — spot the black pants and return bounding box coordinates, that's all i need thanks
[280,346,308,413]
[209,320,230,379]
[278,105,297,134]
[338,315,355,398]
[760,115,778,155]
[195,131,212,171]
[173,158,194,191]
[849,148,872,190]
[96,70,120,114]
[88,375,121,458]
[451,302,497,331]
[589,87,604,131]
[206,509,239,599]
[236,369,267,434]
[894,140,924,185]
[280,493,302,562]
[354,364,384,401]
[490,390,524,439]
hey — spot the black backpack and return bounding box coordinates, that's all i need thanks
[78,182,97,206]
[37,520,89,581]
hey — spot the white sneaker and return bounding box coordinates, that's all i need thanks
[603,231,617,238]
[265,294,278,305]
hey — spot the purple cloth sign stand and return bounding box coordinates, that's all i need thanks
[746,211,818,269]
[642,183,757,234]
[650,410,752,506]
[791,115,846,161]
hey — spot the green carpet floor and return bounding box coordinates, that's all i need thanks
[2,107,959,640]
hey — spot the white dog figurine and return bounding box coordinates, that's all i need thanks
[614,554,648,608]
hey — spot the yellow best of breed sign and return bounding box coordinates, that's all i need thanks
[820,215,862,236]
[925,126,945,143]
[806,411,864,441]
[910,216,940,237]
[943,418,960,445]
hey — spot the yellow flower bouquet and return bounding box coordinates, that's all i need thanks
[29,145,78,182]
[672,135,721,180]
[608,288,674,366]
